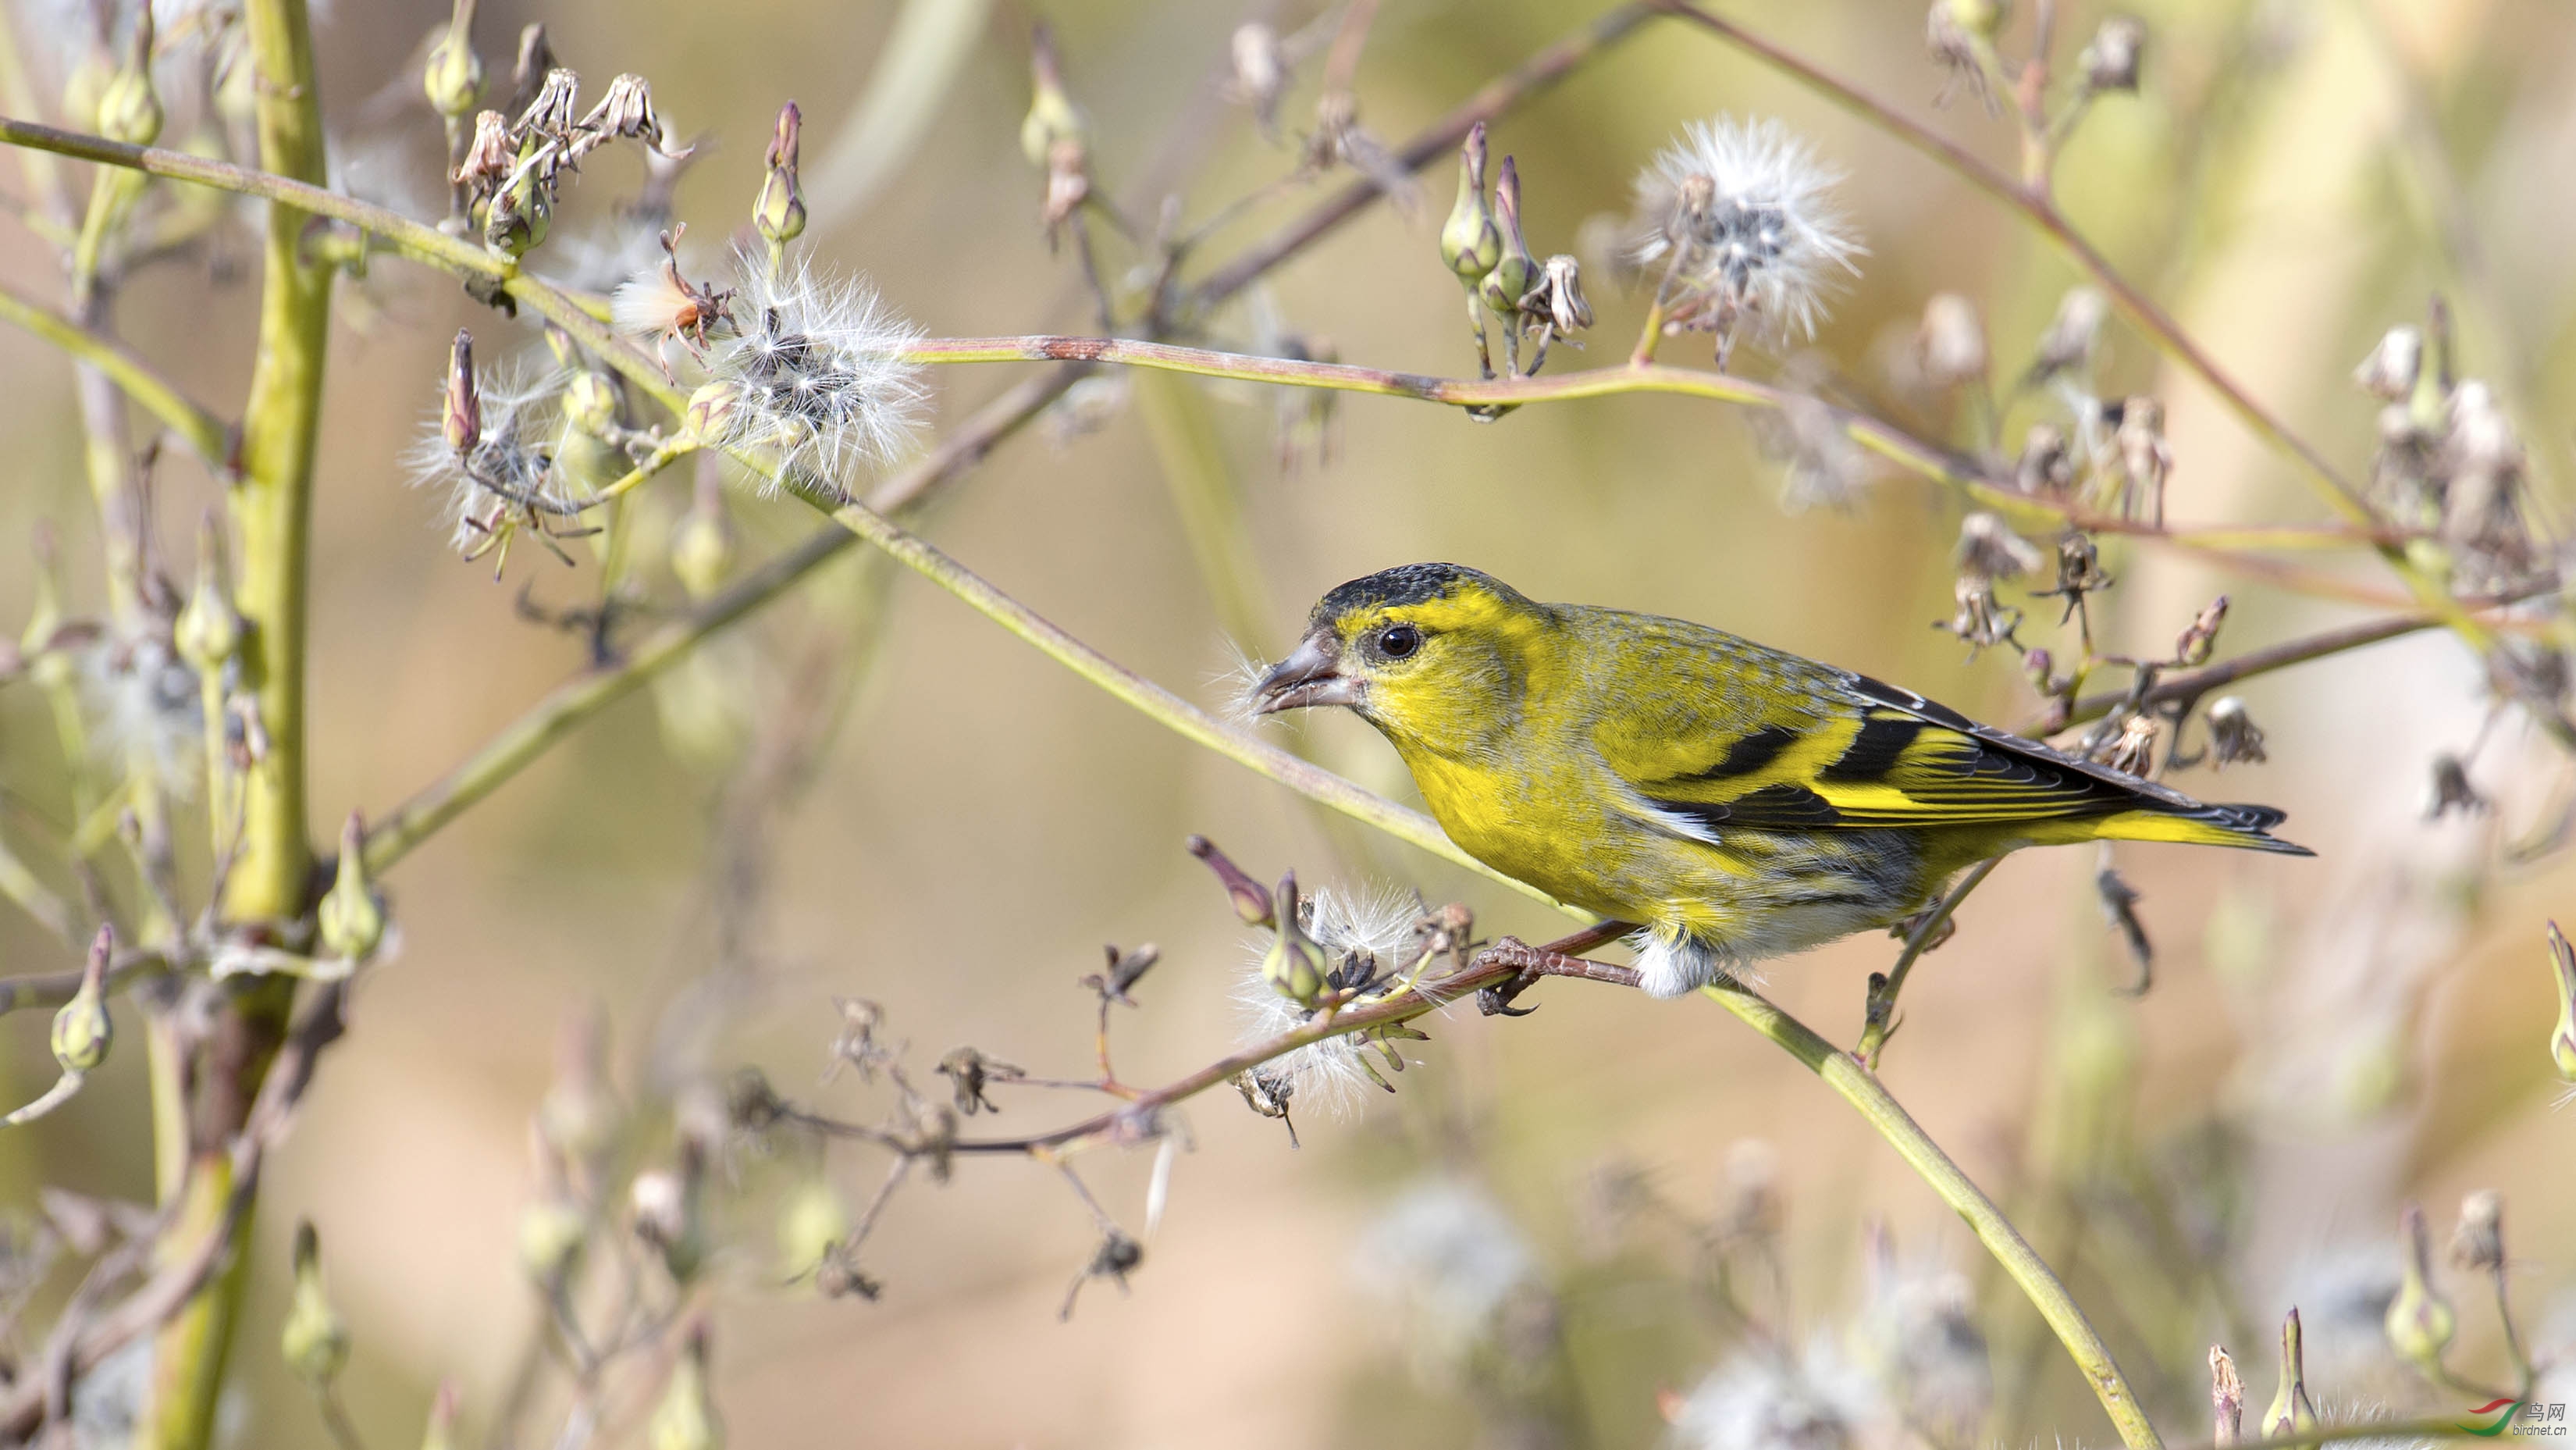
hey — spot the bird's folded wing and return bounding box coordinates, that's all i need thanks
[1605,669,2213,834]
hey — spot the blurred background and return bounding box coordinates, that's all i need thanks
[2,0,2574,1445]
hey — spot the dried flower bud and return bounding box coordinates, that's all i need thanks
[2032,287,2108,381]
[669,468,735,600]
[756,101,805,247]
[318,811,386,963]
[2261,1309,2320,1441]
[777,1176,849,1280]
[507,24,557,113]
[1942,575,2019,652]
[2427,754,2488,819]
[95,11,161,148]
[1522,255,1593,334]
[50,927,114,1075]
[454,109,514,194]
[1944,0,2008,41]
[631,1165,704,1282]
[1186,835,1273,927]
[2174,594,2229,666]
[424,0,482,120]
[1440,122,1502,285]
[1478,156,1536,320]
[1019,23,1088,169]
[648,1319,721,1450]
[575,73,684,159]
[682,379,740,444]
[441,330,481,455]
[175,512,243,670]
[1083,942,1159,1005]
[1917,293,1987,387]
[2385,1202,2456,1368]
[2450,1190,2504,1273]
[561,370,619,441]
[936,1046,1022,1115]
[2113,396,2172,523]
[1261,872,1332,1008]
[517,66,579,139]
[2023,647,2055,690]
[2549,922,2576,1082]
[1228,23,1287,133]
[2105,713,2158,776]
[1955,512,2041,580]
[2210,1345,2245,1445]
[517,1195,585,1285]
[2205,696,2267,766]
[825,996,893,1084]
[2081,16,2147,93]
[2354,325,2422,402]
[2017,423,2073,493]
[281,1221,351,1388]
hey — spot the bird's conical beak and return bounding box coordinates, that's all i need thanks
[1251,630,1357,714]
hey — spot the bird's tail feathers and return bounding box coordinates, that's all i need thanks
[2091,803,2313,856]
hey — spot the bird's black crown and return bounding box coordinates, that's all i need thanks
[1313,562,1491,622]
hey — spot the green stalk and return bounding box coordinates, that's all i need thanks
[140,0,331,1442]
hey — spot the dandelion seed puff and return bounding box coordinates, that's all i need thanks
[80,638,201,800]
[1232,962,1374,1110]
[1670,1334,1888,1450]
[1350,1177,1542,1373]
[1630,116,1863,352]
[403,359,573,554]
[1231,881,1428,1110]
[709,249,927,495]
[1306,882,1421,964]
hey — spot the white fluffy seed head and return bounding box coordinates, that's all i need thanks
[1233,882,1430,1110]
[404,360,575,553]
[1670,1334,1888,1450]
[1631,116,1863,348]
[1350,1177,1542,1369]
[80,636,201,799]
[709,249,927,494]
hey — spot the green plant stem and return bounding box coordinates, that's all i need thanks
[898,335,2392,550]
[140,0,331,1443]
[1698,979,2161,1449]
[0,282,230,466]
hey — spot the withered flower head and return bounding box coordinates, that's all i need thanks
[453,109,514,194]
[1227,23,1287,133]
[1523,254,1594,334]
[2449,1190,2503,1273]
[2012,422,2070,494]
[515,66,579,140]
[2354,325,2423,402]
[2030,287,2108,383]
[1917,292,1988,388]
[1954,511,2041,581]
[2205,696,2267,767]
[2082,16,2147,93]
[572,72,687,159]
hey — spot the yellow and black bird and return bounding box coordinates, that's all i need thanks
[1251,563,2308,997]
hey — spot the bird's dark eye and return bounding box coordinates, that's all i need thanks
[1376,624,1422,659]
